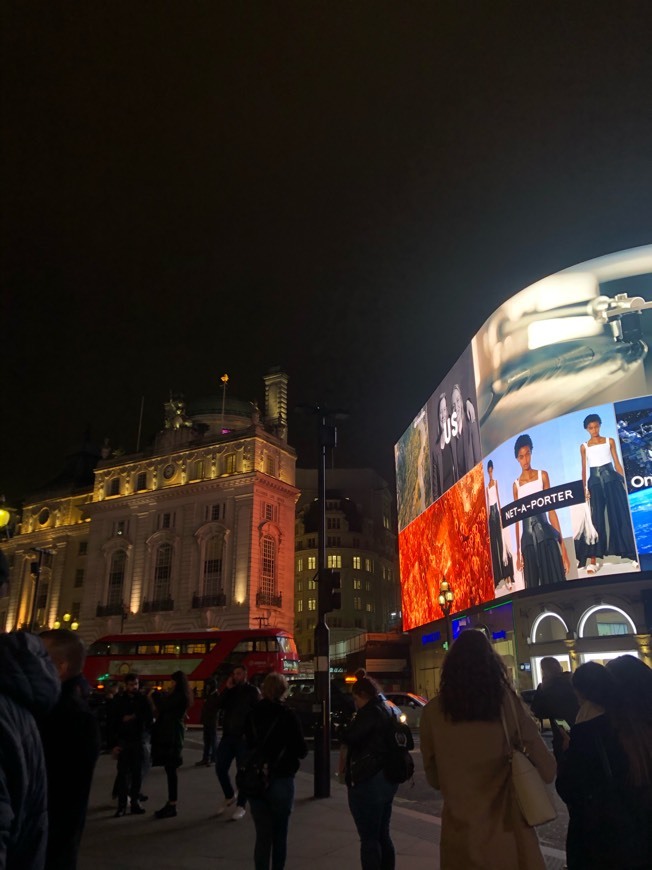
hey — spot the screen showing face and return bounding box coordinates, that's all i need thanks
[396,246,652,630]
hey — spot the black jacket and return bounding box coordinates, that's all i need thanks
[244,699,307,778]
[109,690,153,748]
[341,698,389,786]
[530,673,579,760]
[39,674,101,870]
[151,691,188,768]
[216,681,260,739]
[0,632,60,870]
[556,714,651,870]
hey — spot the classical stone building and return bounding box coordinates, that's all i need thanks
[293,467,400,657]
[0,370,298,641]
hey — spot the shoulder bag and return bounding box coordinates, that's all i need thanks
[500,692,557,827]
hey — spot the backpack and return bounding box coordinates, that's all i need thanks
[382,711,415,784]
[235,712,284,798]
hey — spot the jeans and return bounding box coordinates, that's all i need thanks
[215,734,247,808]
[165,764,178,802]
[248,777,295,870]
[202,724,217,763]
[116,744,144,807]
[347,770,398,870]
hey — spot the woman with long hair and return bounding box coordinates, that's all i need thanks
[513,433,570,587]
[420,630,555,870]
[578,413,637,573]
[243,672,307,870]
[151,670,192,818]
[486,459,514,591]
[556,660,652,869]
[341,675,399,870]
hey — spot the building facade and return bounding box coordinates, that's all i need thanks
[0,370,298,641]
[293,468,400,657]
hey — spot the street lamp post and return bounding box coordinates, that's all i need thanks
[438,578,454,649]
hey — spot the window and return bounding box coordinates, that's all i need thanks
[307,618,316,630]
[308,578,316,590]
[224,454,236,474]
[108,477,120,496]
[107,550,126,606]
[191,460,204,480]
[327,517,340,529]
[153,543,172,599]
[203,537,223,596]
[365,557,373,573]
[327,536,341,547]
[296,558,304,573]
[78,542,88,556]
[352,555,361,570]
[307,556,316,570]
[136,471,147,491]
[113,519,127,537]
[326,500,339,510]
[74,569,84,588]
[308,599,316,611]
[365,580,371,592]
[354,597,362,611]
[261,535,276,597]
[353,579,362,590]
[327,554,342,568]
[307,538,316,548]
[210,503,223,522]
[265,455,275,476]
[383,514,391,530]
[263,503,276,522]
[366,602,374,613]
[158,512,173,530]
[297,599,304,612]
[71,601,81,620]
[297,580,303,592]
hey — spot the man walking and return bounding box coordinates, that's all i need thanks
[109,673,152,816]
[39,628,101,869]
[215,665,260,820]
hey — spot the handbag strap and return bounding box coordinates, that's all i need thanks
[500,691,523,754]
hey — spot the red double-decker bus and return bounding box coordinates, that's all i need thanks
[84,628,299,725]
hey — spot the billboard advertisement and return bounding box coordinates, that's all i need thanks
[397,246,652,630]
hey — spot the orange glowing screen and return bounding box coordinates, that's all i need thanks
[398,464,494,631]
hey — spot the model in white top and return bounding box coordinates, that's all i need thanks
[486,460,513,591]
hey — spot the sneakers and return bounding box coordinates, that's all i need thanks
[154,803,177,819]
[231,806,246,821]
[216,796,237,816]
[114,806,126,818]
[130,802,146,815]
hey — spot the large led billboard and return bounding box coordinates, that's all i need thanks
[396,246,652,631]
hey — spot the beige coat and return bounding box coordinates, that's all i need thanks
[420,693,556,870]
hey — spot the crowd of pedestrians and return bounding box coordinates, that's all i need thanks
[3,623,652,870]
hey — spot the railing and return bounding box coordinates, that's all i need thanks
[256,590,282,608]
[192,592,226,608]
[96,602,127,617]
[141,597,175,613]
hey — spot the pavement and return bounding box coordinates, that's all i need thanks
[79,737,567,870]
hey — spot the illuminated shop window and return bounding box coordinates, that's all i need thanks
[578,605,636,638]
[531,611,568,643]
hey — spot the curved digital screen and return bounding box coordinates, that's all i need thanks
[396,245,652,631]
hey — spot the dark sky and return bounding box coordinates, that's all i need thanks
[2,3,652,503]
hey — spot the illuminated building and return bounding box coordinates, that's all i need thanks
[293,468,400,658]
[0,369,298,640]
[396,246,652,697]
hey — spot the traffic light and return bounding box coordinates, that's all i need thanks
[318,568,342,615]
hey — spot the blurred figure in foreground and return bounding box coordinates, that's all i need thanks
[243,673,307,870]
[420,630,555,870]
[39,629,100,870]
[530,656,579,761]
[151,670,192,818]
[557,660,652,869]
[0,631,60,869]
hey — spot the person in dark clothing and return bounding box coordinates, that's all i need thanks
[556,662,651,870]
[0,631,60,870]
[109,672,153,816]
[39,629,101,870]
[151,670,192,818]
[244,672,307,870]
[214,664,261,820]
[196,679,219,766]
[341,676,398,870]
[530,657,579,761]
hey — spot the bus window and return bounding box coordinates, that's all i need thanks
[184,642,208,654]
[137,643,161,654]
[88,642,110,656]
[278,636,294,654]
[110,641,138,655]
[208,642,218,651]
[233,640,255,653]
[266,637,280,651]
[254,639,268,651]
[161,643,181,654]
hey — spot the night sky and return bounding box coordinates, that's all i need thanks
[2,3,652,504]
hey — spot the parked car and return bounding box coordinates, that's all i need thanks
[384,692,428,728]
[285,679,355,740]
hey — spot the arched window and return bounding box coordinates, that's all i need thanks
[531,611,568,643]
[153,543,172,601]
[108,550,126,606]
[578,605,636,638]
[261,535,276,597]
[203,536,223,597]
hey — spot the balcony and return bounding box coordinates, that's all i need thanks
[96,602,127,618]
[256,590,282,608]
[192,592,227,608]
[141,597,175,613]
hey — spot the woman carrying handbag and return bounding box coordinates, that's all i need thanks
[420,629,556,870]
